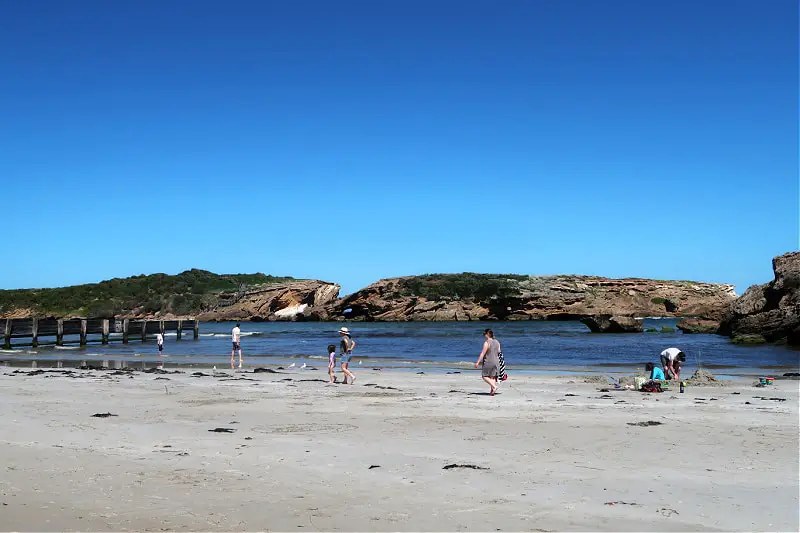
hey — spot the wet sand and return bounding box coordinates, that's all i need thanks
[0,366,797,531]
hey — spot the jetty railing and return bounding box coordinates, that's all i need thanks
[3,318,199,349]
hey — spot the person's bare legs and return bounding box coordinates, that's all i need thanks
[230,350,235,370]
[482,376,498,394]
[238,349,243,369]
[342,362,355,384]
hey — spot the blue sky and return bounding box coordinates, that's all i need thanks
[1,0,797,295]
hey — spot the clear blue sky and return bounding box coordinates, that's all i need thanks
[1,0,797,295]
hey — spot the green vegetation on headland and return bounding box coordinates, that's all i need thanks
[0,269,295,318]
[397,273,530,300]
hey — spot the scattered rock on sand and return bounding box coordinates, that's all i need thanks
[442,463,489,470]
[91,412,117,418]
[627,421,663,427]
[253,368,279,373]
[208,428,235,433]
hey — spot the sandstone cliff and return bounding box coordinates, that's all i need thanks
[196,280,340,321]
[718,252,800,345]
[309,274,737,322]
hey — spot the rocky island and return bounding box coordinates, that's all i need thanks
[307,273,737,323]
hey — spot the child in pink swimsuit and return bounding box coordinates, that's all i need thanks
[327,344,337,384]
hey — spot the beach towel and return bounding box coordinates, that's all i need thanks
[498,351,507,381]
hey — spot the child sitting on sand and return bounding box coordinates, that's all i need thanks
[327,344,337,384]
[646,362,665,381]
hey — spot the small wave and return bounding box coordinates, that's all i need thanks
[54,346,81,350]
[0,349,19,354]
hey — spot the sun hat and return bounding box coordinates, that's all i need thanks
[339,327,350,335]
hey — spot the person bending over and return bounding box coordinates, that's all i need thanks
[660,347,686,381]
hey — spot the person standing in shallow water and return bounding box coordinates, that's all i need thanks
[231,322,243,370]
[156,330,164,356]
[475,328,501,395]
[339,327,356,385]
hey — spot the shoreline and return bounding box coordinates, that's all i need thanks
[1,356,798,381]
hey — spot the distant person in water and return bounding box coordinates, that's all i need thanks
[339,327,356,384]
[327,344,337,384]
[231,322,243,369]
[156,331,164,356]
[660,347,685,381]
[475,328,501,396]
[645,362,665,381]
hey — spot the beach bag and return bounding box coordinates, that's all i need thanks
[640,380,663,393]
[498,351,507,381]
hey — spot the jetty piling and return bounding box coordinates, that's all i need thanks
[31,318,39,348]
[0,318,199,348]
[4,319,11,350]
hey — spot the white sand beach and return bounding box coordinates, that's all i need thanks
[0,366,797,532]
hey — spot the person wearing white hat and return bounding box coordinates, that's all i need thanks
[338,327,356,384]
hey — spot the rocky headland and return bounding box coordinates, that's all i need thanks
[718,252,800,345]
[306,273,737,322]
[197,280,339,322]
[0,270,340,322]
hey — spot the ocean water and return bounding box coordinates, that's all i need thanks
[1,320,798,376]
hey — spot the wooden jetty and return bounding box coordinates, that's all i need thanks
[2,318,199,349]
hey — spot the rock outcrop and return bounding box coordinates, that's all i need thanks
[581,315,643,333]
[676,318,720,334]
[322,274,737,322]
[196,281,340,321]
[719,252,800,345]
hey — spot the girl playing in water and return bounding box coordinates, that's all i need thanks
[327,344,337,384]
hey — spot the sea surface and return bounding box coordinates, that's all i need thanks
[2,320,798,378]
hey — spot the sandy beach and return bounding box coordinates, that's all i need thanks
[0,365,797,532]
